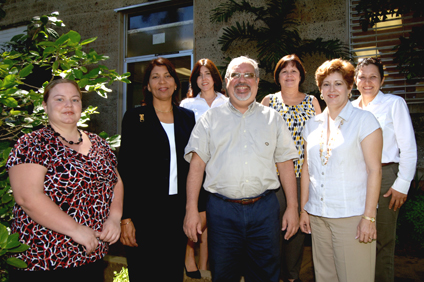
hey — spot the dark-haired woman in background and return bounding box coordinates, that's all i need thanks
[261,54,320,282]
[119,57,195,281]
[180,58,227,278]
[352,57,417,282]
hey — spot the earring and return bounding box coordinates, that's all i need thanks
[320,93,324,100]
[348,92,352,99]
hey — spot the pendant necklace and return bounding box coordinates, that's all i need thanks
[319,116,343,166]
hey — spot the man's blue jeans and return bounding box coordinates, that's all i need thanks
[207,191,281,282]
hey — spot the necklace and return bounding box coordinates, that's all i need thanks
[319,117,343,166]
[49,126,83,145]
[154,106,173,113]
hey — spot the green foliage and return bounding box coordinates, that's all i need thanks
[355,0,424,81]
[0,223,29,280]
[113,267,129,282]
[393,26,424,81]
[210,0,351,73]
[0,12,130,279]
[397,171,424,254]
[355,0,424,32]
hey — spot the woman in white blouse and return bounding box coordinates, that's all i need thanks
[180,58,228,278]
[352,57,417,282]
[299,59,383,282]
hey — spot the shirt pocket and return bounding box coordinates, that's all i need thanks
[375,113,386,129]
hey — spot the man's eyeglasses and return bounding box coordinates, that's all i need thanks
[229,72,256,79]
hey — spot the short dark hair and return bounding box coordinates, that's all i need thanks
[142,57,180,106]
[43,79,82,103]
[274,54,306,87]
[188,58,223,98]
[355,57,384,82]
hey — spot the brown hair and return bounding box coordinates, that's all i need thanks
[43,79,82,103]
[142,57,180,106]
[274,54,306,87]
[315,59,355,90]
[188,58,223,98]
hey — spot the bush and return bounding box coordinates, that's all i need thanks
[396,172,424,256]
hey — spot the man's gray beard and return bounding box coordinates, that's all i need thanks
[234,91,252,101]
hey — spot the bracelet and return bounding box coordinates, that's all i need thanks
[362,216,376,223]
[300,210,307,215]
[120,219,132,226]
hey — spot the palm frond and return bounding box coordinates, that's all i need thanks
[210,0,265,23]
[298,38,352,60]
[218,21,259,51]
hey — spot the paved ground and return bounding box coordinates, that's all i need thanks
[104,245,424,281]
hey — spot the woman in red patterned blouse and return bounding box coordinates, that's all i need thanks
[6,79,124,282]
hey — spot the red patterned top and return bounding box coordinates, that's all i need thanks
[6,126,118,271]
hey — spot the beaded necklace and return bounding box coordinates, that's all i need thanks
[319,117,343,166]
[49,125,83,145]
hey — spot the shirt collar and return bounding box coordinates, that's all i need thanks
[195,92,226,101]
[354,90,384,107]
[367,90,384,105]
[227,99,257,116]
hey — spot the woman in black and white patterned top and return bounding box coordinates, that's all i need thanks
[261,54,321,282]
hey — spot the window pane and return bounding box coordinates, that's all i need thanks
[127,6,193,57]
[129,6,193,29]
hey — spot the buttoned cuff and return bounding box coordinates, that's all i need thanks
[391,177,411,195]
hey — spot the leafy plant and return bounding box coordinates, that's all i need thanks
[354,0,424,32]
[210,0,351,69]
[0,223,29,279]
[396,171,424,255]
[113,267,129,282]
[210,0,351,100]
[0,12,130,280]
[355,0,424,81]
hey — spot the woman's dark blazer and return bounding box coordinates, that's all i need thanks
[118,103,195,228]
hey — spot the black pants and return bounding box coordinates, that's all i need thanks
[9,259,105,282]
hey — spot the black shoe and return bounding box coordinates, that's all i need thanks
[185,265,201,279]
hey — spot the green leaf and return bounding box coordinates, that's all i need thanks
[0,224,8,246]
[8,243,30,253]
[72,69,83,79]
[19,64,34,78]
[81,37,97,46]
[7,257,28,268]
[54,34,69,46]
[40,15,49,24]
[2,74,17,88]
[68,30,81,43]
[43,46,56,56]
[6,233,20,249]
[1,97,18,108]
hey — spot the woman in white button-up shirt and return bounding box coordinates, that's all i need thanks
[352,57,417,282]
[299,59,383,282]
[180,58,228,278]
